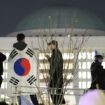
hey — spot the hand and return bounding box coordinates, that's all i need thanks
[45,55,50,59]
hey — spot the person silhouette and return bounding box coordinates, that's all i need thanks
[0,52,6,88]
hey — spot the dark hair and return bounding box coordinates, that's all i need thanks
[50,40,58,48]
[17,33,25,41]
[95,55,103,59]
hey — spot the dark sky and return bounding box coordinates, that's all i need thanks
[0,0,105,36]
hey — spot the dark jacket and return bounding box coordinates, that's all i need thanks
[0,52,6,76]
[48,49,63,88]
[90,60,105,89]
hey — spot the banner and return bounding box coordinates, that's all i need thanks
[8,46,38,96]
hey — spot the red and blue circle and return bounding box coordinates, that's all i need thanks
[14,58,31,76]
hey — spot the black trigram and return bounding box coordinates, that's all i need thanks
[9,49,18,59]
[26,48,34,57]
[9,77,19,85]
[27,75,37,85]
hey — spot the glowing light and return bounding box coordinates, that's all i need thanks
[68,34,71,37]
[67,73,73,79]
[82,52,86,59]
[1,94,5,98]
[79,90,105,105]
[87,52,92,59]
[2,72,7,79]
[1,82,7,89]
[63,53,74,60]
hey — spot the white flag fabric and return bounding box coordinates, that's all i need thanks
[20,95,34,105]
[7,46,38,96]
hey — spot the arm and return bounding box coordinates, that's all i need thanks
[45,55,51,62]
[54,51,63,78]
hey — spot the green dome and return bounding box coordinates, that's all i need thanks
[15,7,105,31]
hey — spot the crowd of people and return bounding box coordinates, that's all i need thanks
[0,33,105,105]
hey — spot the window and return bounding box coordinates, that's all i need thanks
[87,72,91,79]
[87,62,91,69]
[82,52,86,59]
[63,53,74,60]
[87,52,92,59]
[64,63,73,69]
[87,81,91,88]
[82,62,87,69]
[82,72,87,79]
[79,82,87,89]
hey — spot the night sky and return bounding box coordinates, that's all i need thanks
[0,0,105,36]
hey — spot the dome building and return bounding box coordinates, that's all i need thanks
[0,7,105,104]
[9,7,105,37]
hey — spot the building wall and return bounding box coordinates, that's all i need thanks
[0,36,105,104]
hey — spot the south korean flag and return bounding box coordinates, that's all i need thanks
[8,46,38,96]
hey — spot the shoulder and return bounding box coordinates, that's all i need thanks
[13,42,27,51]
[91,62,97,69]
[55,49,61,54]
[13,42,17,47]
[57,49,62,56]
[13,42,27,47]
[91,62,102,70]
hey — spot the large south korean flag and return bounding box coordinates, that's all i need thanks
[8,46,38,96]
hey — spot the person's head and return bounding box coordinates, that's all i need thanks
[95,55,103,63]
[17,33,25,42]
[50,40,58,50]
[47,40,58,51]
